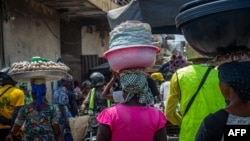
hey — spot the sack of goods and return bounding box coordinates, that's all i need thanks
[103,21,160,72]
[69,116,90,141]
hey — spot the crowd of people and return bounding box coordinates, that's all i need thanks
[0,51,250,141]
[0,66,101,141]
[0,12,250,141]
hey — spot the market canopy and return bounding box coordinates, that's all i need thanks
[107,0,192,34]
[89,62,111,76]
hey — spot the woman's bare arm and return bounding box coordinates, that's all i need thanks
[52,124,64,141]
[96,124,112,141]
[154,127,168,141]
[102,70,119,102]
[5,124,22,141]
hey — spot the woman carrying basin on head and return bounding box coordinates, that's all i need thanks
[96,69,167,141]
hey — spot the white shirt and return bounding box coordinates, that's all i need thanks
[160,81,170,101]
[113,90,124,103]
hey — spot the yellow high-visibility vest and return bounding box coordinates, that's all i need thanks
[88,88,111,115]
[176,65,225,141]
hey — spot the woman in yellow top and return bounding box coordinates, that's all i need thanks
[0,67,25,141]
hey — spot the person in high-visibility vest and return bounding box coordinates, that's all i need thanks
[83,72,111,115]
[165,44,226,141]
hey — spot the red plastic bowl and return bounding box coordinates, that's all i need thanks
[103,45,160,72]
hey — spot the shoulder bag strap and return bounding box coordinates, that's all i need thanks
[183,67,212,116]
[0,86,13,98]
[176,71,181,101]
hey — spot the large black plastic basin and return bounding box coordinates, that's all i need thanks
[176,0,250,57]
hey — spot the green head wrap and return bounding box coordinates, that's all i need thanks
[120,70,154,105]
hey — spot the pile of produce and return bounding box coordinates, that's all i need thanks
[8,56,70,82]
